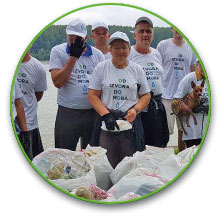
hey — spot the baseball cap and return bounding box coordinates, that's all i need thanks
[135,17,153,28]
[108,31,130,45]
[66,19,87,38]
[92,21,109,31]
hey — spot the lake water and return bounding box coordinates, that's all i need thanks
[37,61,178,150]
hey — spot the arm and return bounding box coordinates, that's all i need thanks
[51,57,78,88]
[35,91,44,102]
[125,93,151,123]
[15,98,27,131]
[50,37,86,88]
[88,89,109,116]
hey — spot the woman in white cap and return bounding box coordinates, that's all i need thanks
[88,31,151,168]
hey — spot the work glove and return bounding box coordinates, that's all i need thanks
[109,109,127,120]
[70,37,86,58]
[192,104,209,114]
[19,131,33,160]
[101,113,120,131]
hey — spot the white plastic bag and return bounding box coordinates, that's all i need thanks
[101,120,132,132]
[33,148,96,192]
[110,149,162,185]
[158,145,199,180]
[108,168,165,199]
[84,146,113,190]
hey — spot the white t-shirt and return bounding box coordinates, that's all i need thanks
[104,52,112,60]
[128,46,164,96]
[17,57,47,130]
[157,38,197,99]
[49,43,105,109]
[12,79,23,120]
[89,59,150,112]
[174,72,209,140]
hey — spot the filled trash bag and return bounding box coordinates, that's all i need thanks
[110,146,174,185]
[108,168,166,199]
[32,148,96,192]
[84,146,113,190]
[71,184,108,201]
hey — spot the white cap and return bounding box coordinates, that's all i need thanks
[66,19,87,38]
[108,31,130,45]
[92,21,109,31]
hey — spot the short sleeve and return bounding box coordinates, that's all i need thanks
[34,61,48,92]
[49,46,64,71]
[174,78,192,99]
[88,63,102,91]
[13,79,22,100]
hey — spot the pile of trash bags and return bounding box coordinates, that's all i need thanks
[32,145,198,202]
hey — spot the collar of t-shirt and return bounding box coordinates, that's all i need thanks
[66,42,93,57]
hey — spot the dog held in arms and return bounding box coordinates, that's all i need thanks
[171,80,205,135]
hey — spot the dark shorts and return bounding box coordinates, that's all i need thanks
[19,127,43,160]
[55,105,96,151]
[100,129,134,169]
[185,139,201,148]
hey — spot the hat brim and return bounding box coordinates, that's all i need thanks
[66,30,86,38]
[92,26,109,31]
[108,37,130,45]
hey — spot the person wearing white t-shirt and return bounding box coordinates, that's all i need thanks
[129,17,169,148]
[157,27,197,151]
[174,60,209,149]
[12,79,34,160]
[91,21,112,60]
[49,19,105,151]
[88,32,151,168]
[17,50,47,158]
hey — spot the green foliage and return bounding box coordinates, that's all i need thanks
[31,25,172,61]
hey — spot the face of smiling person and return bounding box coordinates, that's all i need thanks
[133,22,153,49]
[109,40,130,67]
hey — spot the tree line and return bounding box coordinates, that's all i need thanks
[31,25,172,61]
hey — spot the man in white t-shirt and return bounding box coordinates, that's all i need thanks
[17,50,47,158]
[12,79,33,160]
[91,21,112,60]
[174,60,209,149]
[128,17,169,147]
[157,27,197,151]
[49,19,105,151]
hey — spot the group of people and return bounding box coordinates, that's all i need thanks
[12,16,209,168]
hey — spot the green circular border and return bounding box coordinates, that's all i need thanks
[10,2,211,205]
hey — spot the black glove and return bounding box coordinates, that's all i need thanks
[109,109,127,120]
[101,113,120,131]
[70,37,86,58]
[19,131,33,160]
[192,104,209,114]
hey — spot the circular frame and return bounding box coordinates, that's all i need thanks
[10,2,211,204]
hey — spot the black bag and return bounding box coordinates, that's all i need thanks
[141,94,169,148]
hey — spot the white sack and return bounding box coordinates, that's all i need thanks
[85,146,113,190]
[108,168,166,199]
[33,148,96,192]
[110,148,170,185]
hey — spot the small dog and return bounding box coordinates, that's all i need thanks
[171,80,205,135]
